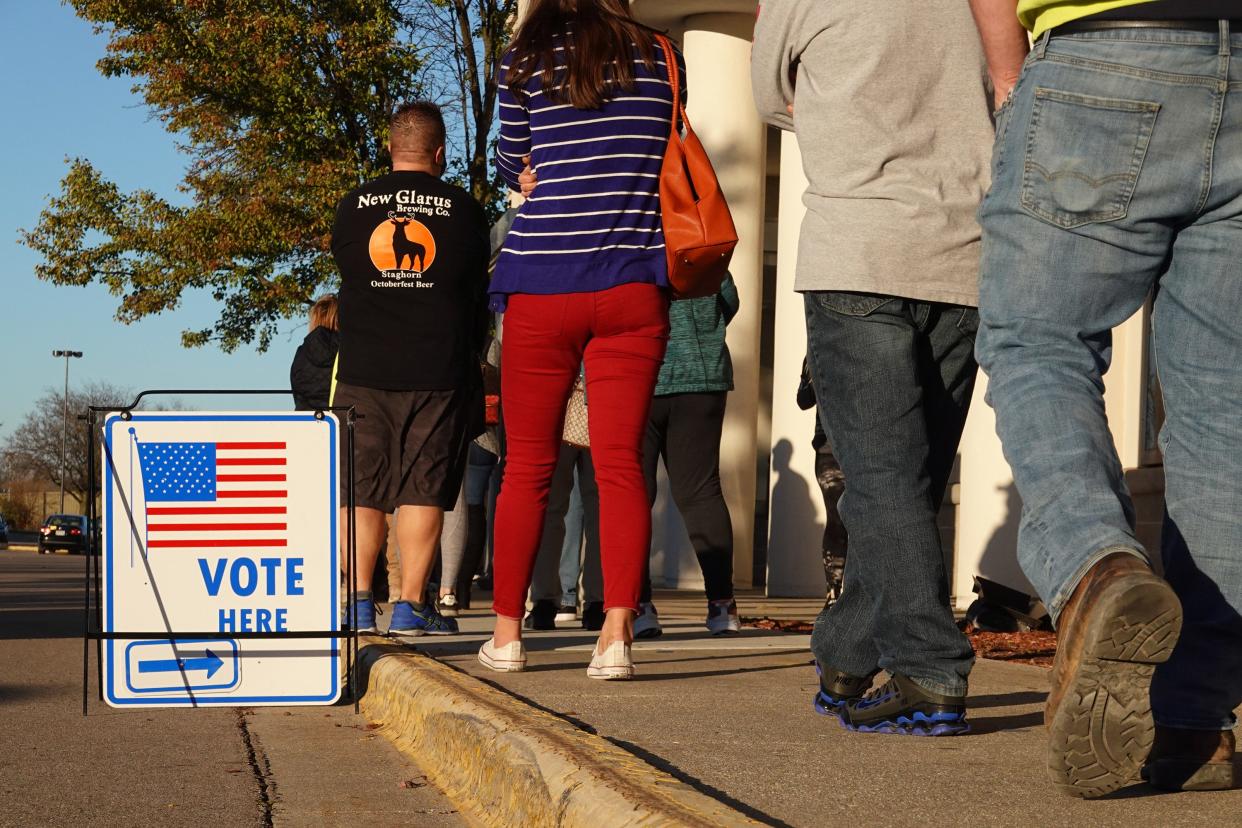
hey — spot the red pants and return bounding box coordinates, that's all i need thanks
[492,283,669,619]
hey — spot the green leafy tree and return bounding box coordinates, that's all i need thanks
[23,0,514,353]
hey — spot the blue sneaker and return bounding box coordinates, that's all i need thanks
[842,672,969,736]
[388,600,459,637]
[813,662,878,718]
[343,595,377,634]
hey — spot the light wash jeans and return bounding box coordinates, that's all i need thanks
[977,23,1242,730]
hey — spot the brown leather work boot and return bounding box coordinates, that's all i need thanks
[1142,727,1238,791]
[1045,551,1183,798]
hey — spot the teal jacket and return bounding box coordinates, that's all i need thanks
[655,275,739,396]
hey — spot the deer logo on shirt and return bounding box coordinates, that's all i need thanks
[388,213,427,271]
[367,211,438,280]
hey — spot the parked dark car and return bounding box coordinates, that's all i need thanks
[0,515,8,549]
[39,514,89,554]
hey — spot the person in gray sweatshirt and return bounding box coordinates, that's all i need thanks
[752,0,995,735]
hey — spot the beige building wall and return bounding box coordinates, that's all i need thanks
[630,2,772,592]
[765,131,827,597]
[680,13,767,590]
[954,306,1159,608]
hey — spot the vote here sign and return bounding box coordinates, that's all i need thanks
[101,412,341,707]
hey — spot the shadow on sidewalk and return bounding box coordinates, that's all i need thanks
[485,682,796,828]
[968,690,1047,709]
[459,655,813,683]
[630,657,809,683]
[1097,782,1193,800]
[356,640,797,826]
[963,690,1048,734]
[413,627,810,657]
[609,736,797,828]
[627,650,810,668]
[968,710,1046,734]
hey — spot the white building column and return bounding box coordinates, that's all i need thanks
[954,381,1032,609]
[765,131,827,597]
[676,13,768,589]
[954,307,1153,609]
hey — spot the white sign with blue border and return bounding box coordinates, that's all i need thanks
[102,412,340,707]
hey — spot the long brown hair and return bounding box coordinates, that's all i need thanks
[308,294,338,332]
[506,0,656,110]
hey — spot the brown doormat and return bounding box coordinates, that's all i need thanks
[965,627,1056,667]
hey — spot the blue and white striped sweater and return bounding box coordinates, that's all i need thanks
[491,37,686,310]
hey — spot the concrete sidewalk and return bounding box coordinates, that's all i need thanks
[0,552,466,828]
[391,590,1240,828]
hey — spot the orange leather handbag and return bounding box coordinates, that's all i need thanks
[656,34,738,299]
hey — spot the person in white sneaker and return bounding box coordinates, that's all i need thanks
[479,0,687,681]
[637,275,741,639]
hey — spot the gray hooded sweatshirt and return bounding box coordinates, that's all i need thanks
[751,0,995,307]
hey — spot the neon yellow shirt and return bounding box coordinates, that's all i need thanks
[1018,0,1158,36]
[329,353,339,406]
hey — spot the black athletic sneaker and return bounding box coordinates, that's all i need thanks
[523,599,557,631]
[843,672,969,736]
[813,662,879,718]
[582,601,605,631]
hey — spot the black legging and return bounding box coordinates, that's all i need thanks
[641,391,734,602]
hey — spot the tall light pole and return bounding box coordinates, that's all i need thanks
[52,349,83,514]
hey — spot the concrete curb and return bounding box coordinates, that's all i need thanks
[357,635,765,827]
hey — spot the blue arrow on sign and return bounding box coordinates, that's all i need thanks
[137,649,225,679]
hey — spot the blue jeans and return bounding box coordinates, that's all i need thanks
[559,468,585,605]
[805,292,978,696]
[977,24,1242,730]
[465,444,497,506]
[465,443,500,576]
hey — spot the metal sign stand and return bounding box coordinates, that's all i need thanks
[81,389,359,714]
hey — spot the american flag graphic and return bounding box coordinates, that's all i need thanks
[136,440,288,549]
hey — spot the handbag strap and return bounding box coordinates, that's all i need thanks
[655,34,683,138]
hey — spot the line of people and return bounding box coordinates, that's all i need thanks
[318,0,1241,800]
[753,0,1240,797]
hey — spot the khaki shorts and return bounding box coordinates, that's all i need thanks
[332,382,471,512]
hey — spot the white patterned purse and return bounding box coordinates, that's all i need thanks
[561,374,590,448]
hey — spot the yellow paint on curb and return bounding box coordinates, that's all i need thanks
[357,636,765,827]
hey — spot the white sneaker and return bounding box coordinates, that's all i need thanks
[633,602,663,639]
[554,604,578,623]
[478,637,526,672]
[587,639,634,680]
[706,599,741,635]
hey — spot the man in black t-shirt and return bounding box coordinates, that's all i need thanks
[331,101,489,638]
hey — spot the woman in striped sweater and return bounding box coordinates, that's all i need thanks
[477,0,683,680]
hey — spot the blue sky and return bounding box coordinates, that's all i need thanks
[1,3,303,440]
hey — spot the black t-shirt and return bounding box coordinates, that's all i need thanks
[1091,1,1238,19]
[332,171,489,391]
